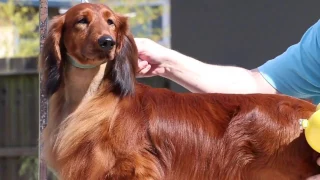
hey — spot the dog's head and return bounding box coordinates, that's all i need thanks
[40,3,138,97]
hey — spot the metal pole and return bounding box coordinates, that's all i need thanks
[39,0,48,179]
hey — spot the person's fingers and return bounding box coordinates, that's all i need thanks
[138,59,149,70]
[135,38,159,64]
[304,158,320,180]
[139,64,151,74]
[149,65,164,76]
[306,174,320,180]
[306,159,320,180]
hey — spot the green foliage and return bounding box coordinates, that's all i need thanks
[0,0,39,58]
[19,156,57,180]
[19,156,38,180]
[99,0,164,42]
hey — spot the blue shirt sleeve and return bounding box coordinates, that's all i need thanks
[258,19,320,104]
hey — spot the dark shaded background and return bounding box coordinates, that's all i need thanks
[170,0,320,92]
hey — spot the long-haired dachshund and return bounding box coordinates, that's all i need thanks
[39,3,320,180]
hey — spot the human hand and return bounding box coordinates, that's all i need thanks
[306,158,320,180]
[134,38,174,78]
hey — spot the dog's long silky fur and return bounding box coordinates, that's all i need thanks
[40,3,320,180]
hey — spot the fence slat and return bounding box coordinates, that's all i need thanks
[21,76,29,147]
[0,76,6,179]
[0,72,39,180]
[7,77,17,180]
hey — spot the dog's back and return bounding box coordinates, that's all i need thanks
[134,84,320,180]
[44,82,320,180]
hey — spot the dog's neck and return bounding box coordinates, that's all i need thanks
[63,62,106,114]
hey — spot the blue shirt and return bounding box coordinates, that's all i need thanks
[258,19,320,104]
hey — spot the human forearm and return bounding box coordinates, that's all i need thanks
[162,51,277,94]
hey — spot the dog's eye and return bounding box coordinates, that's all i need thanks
[107,19,114,25]
[78,18,89,24]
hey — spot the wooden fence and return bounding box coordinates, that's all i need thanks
[0,57,169,180]
[0,57,39,180]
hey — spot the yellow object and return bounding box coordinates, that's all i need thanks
[300,103,320,153]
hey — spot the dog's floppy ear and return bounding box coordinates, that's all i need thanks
[39,15,65,96]
[105,14,138,98]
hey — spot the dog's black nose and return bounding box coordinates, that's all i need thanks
[98,35,115,50]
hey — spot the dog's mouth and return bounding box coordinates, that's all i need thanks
[97,51,115,61]
[82,49,115,62]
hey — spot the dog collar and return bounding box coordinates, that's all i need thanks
[67,55,107,69]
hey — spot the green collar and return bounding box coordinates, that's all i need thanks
[67,55,107,69]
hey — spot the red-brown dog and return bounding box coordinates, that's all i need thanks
[39,3,320,180]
